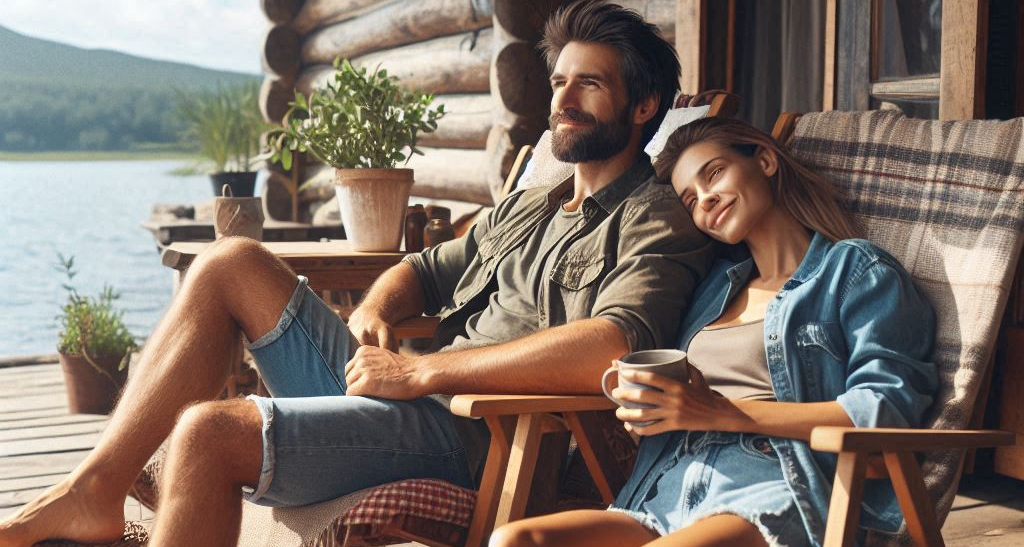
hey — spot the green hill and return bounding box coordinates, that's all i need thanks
[0,25,260,152]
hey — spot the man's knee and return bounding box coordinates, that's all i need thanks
[488,522,542,547]
[189,236,276,280]
[168,400,263,483]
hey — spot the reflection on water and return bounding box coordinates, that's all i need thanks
[0,160,216,357]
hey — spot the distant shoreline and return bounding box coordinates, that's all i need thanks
[0,150,199,162]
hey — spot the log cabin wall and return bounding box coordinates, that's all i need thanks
[258,0,677,221]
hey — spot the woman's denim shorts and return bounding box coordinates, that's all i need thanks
[609,431,809,547]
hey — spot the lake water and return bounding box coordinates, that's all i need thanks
[0,160,223,358]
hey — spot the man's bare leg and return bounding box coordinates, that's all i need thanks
[149,398,264,547]
[0,237,297,546]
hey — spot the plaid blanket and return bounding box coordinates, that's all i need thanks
[789,110,1024,545]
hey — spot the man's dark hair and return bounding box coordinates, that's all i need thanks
[539,0,681,143]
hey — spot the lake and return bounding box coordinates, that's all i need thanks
[0,160,227,357]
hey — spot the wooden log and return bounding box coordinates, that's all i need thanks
[407,147,492,204]
[491,0,562,42]
[259,75,296,124]
[297,149,492,205]
[301,0,492,65]
[419,94,493,150]
[618,0,676,44]
[297,28,493,96]
[261,24,301,80]
[487,0,561,203]
[291,0,396,35]
[262,0,305,24]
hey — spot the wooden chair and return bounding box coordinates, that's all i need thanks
[131,93,737,547]
[771,110,1021,546]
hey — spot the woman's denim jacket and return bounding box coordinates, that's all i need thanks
[614,233,939,544]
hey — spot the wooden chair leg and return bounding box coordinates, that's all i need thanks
[564,411,628,504]
[493,413,546,529]
[883,452,945,547]
[465,415,516,547]
[824,451,868,547]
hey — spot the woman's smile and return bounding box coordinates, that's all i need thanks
[708,200,735,231]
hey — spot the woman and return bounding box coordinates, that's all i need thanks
[489,117,938,547]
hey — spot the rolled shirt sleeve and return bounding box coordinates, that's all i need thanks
[591,186,714,352]
[836,259,939,429]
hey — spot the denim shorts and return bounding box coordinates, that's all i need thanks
[242,275,474,507]
[609,431,809,547]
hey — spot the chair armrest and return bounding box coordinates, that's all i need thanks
[449,394,616,418]
[810,426,1016,453]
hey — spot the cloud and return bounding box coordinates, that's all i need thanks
[0,0,265,74]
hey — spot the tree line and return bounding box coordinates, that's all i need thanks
[0,80,256,152]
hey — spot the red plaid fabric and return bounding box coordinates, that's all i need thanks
[341,479,477,529]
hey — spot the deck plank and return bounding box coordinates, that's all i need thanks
[0,362,153,524]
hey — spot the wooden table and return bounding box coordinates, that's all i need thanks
[162,240,406,293]
[141,219,346,252]
[161,240,438,340]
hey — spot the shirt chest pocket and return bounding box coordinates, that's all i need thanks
[795,322,848,396]
[551,254,606,290]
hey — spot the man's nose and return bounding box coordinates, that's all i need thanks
[552,82,580,112]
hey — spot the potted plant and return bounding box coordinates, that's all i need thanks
[177,82,266,196]
[266,59,445,251]
[54,254,138,415]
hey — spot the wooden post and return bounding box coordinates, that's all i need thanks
[675,0,706,95]
[939,0,988,120]
[823,0,838,111]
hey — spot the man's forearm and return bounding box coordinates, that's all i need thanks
[419,317,630,395]
[358,262,426,323]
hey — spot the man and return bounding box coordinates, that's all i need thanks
[0,2,711,545]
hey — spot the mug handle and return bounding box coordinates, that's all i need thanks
[601,367,624,406]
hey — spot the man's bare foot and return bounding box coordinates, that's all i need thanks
[0,477,125,547]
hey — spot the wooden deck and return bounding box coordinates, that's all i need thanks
[0,360,154,524]
[0,360,1019,545]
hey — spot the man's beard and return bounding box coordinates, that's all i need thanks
[549,105,632,163]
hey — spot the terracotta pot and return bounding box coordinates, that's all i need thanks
[210,171,258,197]
[334,168,414,251]
[58,353,129,415]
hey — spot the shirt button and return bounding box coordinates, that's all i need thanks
[768,334,778,341]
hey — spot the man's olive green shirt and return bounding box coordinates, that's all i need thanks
[403,157,713,359]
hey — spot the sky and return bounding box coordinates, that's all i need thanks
[0,0,265,74]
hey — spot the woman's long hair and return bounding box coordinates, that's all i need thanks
[653,117,859,242]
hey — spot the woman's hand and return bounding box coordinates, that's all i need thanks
[612,365,748,436]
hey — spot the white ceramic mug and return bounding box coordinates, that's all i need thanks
[602,349,690,427]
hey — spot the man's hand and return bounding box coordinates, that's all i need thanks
[344,346,433,400]
[347,306,397,352]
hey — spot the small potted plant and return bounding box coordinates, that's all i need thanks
[55,254,138,415]
[178,82,267,196]
[266,59,445,251]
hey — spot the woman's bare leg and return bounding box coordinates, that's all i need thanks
[488,510,658,547]
[643,514,770,547]
[0,237,297,546]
